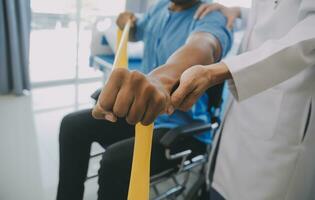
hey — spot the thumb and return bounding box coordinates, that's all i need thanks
[171,80,194,109]
[165,96,175,115]
[194,4,208,19]
[226,16,236,30]
[92,103,117,122]
[199,3,221,20]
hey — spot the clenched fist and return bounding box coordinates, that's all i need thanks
[116,11,137,30]
[92,68,174,125]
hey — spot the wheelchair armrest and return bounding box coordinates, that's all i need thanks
[160,122,218,149]
[91,88,102,102]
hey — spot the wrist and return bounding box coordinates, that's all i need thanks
[149,68,179,94]
[205,62,232,86]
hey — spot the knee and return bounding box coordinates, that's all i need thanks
[59,111,87,144]
[98,146,130,178]
[98,148,129,199]
[99,148,119,173]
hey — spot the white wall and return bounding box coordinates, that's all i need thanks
[126,0,150,12]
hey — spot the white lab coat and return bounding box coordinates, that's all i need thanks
[211,0,315,199]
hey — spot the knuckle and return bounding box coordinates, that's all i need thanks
[141,113,156,126]
[113,107,124,118]
[171,95,181,106]
[91,109,99,119]
[182,82,193,91]
[141,119,152,126]
[112,68,128,79]
[182,98,196,111]
[144,84,156,95]
[192,89,201,96]
[156,97,170,112]
[154,93,166,105]
[98,98,107,110]
[126,115,137,125]
[130,71,145,84]
[92,106,104,119]
[126,107,141,125]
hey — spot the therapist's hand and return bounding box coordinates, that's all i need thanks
[92,68,173,125]
[171,62,231,111]
[116,11,137,29]
[194,3,241,30]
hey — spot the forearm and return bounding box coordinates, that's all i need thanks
[149,33,220,92]
[205,62,232,86]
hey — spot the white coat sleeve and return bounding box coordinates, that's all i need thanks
[224,0,315,101]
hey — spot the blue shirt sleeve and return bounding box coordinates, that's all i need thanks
[134,12,149,41]
[134,0,166,41]
[191,11,233,59]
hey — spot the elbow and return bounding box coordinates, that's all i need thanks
[188,33,222,64]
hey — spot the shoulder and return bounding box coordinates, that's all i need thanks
[197,10,227,24]
[149,0,169,14]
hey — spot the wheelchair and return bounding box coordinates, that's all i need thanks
[87,82,224,200]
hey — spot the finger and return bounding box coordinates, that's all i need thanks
[92,103,106,119]
[92,104,117,122]
[98,69,126,111]
[112,86,134,118]
[226,16,236,30]
[171,81,195,109]
[200,5,220,19]
[141,100,160,126]
[164,92,174,115]
[166,100,174,115]
[126,97,146,125]
[178,89,203,111]
[126,87,151,125]
[141,93,167,125]
[194,4,208,19]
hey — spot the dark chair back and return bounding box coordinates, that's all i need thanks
[205,82,225,123]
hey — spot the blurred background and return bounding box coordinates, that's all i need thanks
[0,0,251,199]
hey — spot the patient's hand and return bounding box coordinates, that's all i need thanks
[92,68,173,125]
[116,11,137,30]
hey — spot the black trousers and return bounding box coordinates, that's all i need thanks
[56,109,206,200]
[210,188,225,200]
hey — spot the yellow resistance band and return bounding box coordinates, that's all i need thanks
[114,20,154,200]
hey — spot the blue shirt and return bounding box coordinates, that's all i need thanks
[134,0,232,143]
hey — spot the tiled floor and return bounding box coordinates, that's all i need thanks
[0,82,103,200]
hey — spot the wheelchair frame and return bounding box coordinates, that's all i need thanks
[87,83,224,200]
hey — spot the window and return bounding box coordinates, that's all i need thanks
[30,0,126,85]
